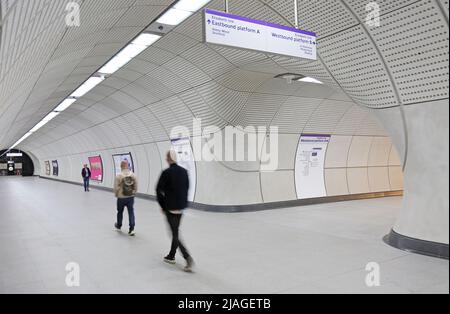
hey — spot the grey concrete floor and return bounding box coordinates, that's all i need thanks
[0,177,448,294]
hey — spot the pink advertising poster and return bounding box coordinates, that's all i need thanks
[88,156,103,182]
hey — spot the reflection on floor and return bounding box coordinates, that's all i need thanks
[0,177,448,294]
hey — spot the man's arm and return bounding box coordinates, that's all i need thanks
[113,175,120,197]
[133,174,138,195]
[185,169,190,192]
[156,171,168,210]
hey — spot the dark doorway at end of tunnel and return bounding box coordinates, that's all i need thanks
[0,149,35,177]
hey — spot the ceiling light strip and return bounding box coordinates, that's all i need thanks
[9,0,213,150]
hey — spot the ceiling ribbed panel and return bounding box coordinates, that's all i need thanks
[0,0,444,163]
[0,0,173,148]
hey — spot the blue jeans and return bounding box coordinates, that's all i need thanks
[83,178,90,191]
[117,198,135,231]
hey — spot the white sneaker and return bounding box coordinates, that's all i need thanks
[184,257,195,273]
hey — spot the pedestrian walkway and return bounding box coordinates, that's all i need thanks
[0,177,448,294]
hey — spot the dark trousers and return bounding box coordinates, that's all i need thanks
[83,178,90,191]
[117,198,135,231]
[166,212,190,260]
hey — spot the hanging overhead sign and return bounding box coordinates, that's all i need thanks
[204,9,317,60]
[295,134,331,199]
[7,153,23,157]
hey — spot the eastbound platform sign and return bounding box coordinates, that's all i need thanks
[204,9,316,60]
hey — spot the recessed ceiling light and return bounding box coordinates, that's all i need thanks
[298,77,324,84]
[29,112,60,133]
[132,33,161,46]
[99,34,161,75]
[174,0,212,12]
[157,8,193,26]
[54,98,77,112]
[71,76,105,98]
[10,132,32,149]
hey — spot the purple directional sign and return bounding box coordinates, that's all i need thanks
[204,9,316,60]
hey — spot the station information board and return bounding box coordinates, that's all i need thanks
[295,134,331,199]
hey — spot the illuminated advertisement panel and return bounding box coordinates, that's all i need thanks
[88,156,103,182]
[45,161,51,176]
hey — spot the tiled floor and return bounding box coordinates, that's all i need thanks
[0,177,448,294]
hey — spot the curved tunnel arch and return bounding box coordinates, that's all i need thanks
[0,149,35,176]
[1,0,448,258]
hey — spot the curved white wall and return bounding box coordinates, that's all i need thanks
[34,81,404,207]
[1,0,446,248]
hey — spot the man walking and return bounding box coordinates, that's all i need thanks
[156,150,194,273]
[114,160,138,236]
[81,164,91,192]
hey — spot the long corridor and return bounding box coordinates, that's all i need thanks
[0,177,448,294]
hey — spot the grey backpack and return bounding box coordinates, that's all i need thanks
[121,175,136,197]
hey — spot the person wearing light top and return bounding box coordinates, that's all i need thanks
[156,150,194,272]
[114,161,138,237]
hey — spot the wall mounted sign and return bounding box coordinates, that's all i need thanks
[295,134,331,199]
[113,153,134,177]
[52,160,59,176]
[204,9,317,60]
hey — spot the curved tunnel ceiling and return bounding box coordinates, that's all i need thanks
[0,0,174,149]
[0,0,448,253]
[0,0,447,158]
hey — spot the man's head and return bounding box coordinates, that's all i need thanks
[120,160,129,171]
[166,150,178,165]
[84,164,88,168]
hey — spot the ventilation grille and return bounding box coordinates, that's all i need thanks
[370,0,449,104]
[319,26,398,108]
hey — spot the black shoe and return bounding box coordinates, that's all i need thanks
[114,223,122,231]
[128,230,136,237]
[164,256,176,265]
[184,256,195,273]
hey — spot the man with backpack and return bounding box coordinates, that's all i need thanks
[114,160,138,236]
[156,150,194,272]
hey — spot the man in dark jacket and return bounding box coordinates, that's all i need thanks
[81,164,91,192]
[156,150,194,272]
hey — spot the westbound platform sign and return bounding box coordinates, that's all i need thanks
[204,9,317,60]
[295,134,331,199]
